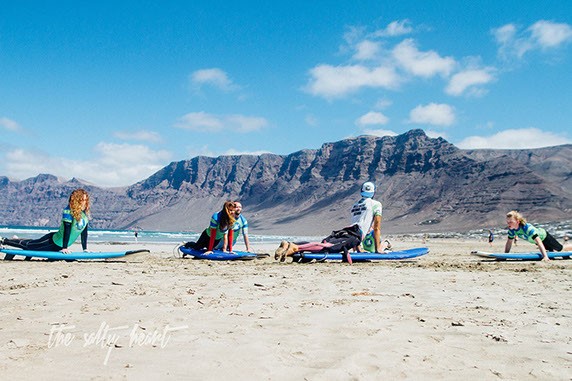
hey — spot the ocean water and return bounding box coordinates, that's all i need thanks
[2,221,570,246]
[0,225,320,245]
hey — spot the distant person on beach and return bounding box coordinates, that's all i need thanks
[274,181,390,263]
[1,189,91,256]
[504,210,572,261]
[488,229,494,247]
[182,201,236,256]
[215,201,252,252]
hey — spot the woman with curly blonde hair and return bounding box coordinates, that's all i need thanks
[1,189,91,255]
[505,210,572,261]
[182,200,237,255]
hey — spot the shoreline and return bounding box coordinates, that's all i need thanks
[2,218,571,246]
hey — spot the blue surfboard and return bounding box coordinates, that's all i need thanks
[292,247,429,262]
[471,251,571,261]
[1,248,150,260]
[179,247,257,261]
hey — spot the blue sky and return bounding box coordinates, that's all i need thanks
[1,1,571,187]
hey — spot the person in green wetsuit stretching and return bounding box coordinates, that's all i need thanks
[1,189,91,255]
[182,201,237,255]
[505,210,572,261]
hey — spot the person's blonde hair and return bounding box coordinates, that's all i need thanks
[506,210,526,226]
[69,189,90,222]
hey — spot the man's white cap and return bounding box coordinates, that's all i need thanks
[361,182,375,198]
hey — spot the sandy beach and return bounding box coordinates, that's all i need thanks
[1,238,570,380]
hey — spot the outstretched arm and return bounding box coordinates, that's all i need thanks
[221,233,228,251]
[207,228,217,252]
[243,233,251,252]
[534,236,550,261]
[227,229,234,252]
[61,221,72,253]
[504,238,513,253]
[372,215,382,253]
[81,223,89,251]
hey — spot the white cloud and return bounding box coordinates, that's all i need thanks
[393,39,456,78]
[342,25,367,46]
[222,148,271,156]
[114,130,162,143]
[226,114,268,132]
[374,98,392,109]
[408,103,456,126]
[306,22,466,99]
[305,114,318,126]
[4,143,171,187]
[373,20,413,37]
[190,68,237,91]
[353,40,380,61]
[424,129,448,139]
[175,112,268,133]
[184,146,271,159]
[456,128,571,149]
[361,129,398,138]
[493,20,572,59]
[530,20,572,48]
[186,145,216,158]
[305,64,400,99]
[0,117,21,131]
[446,68,495,96]
[493,24,517,44]
[356,111,389,126]
[175,112,224,132]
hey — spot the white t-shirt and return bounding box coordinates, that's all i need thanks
[349,197,383,239]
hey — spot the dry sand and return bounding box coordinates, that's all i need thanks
[0,238,570,380]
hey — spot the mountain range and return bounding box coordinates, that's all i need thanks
[1,129,570,235]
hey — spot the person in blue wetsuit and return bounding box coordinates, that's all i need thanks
[215,201,252,252]
[1,189,91,256]
[505,210,572,261]
[182,201,237,255]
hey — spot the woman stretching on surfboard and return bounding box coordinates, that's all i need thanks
[505,210,572,261]
[274,181,390,262]
[214,201,252,252]
[182,200,237,256]
[1,189,91,255]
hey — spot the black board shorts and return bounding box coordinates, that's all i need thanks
[542,232,563,252]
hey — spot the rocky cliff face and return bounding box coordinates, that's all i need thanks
[1,130,570,235]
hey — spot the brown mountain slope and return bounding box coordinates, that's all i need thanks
[1,130,570,235]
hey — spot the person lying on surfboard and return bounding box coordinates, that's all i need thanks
[182,200,236,256]
[505,210,572,261]
[274,181,391,262]
[1,189,91,254]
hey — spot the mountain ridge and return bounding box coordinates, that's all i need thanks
[1,129,570,235]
